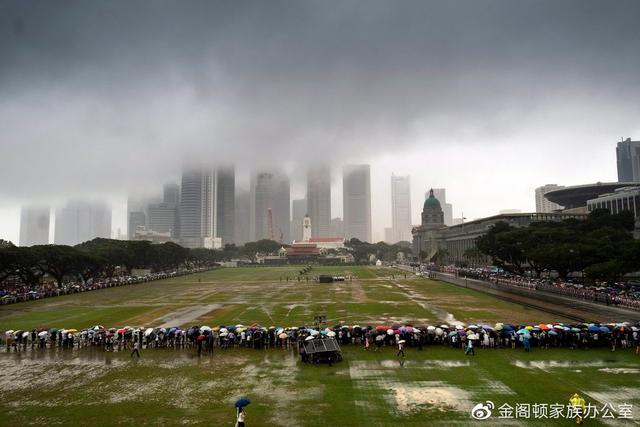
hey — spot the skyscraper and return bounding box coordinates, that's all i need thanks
[306,167,331,237]
[291,198,307,242]
[330,217,344,237]
[234,190,251,245]
[535,184,564,213]
[216,166,236,245]
[19,205,50,246]
[343,164,371,242]
[147,203,178,236]
[616,138,640,182]
[163,183,180,205]
[429,189,453,227]
[179,166,235,248]
[55,200,111,245]
[391,174,412,243]
[250,171,290,243]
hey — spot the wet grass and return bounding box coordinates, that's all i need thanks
[1,345,638,426]
[0,266,638,425]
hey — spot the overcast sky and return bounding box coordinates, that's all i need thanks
[1,0,639,243]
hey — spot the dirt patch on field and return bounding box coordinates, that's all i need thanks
[349,280,368,302]
[153,304,223,327]
[391,382,472,414]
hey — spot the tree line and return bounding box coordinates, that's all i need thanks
[475,209,640,281]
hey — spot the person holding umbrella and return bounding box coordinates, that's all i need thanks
[235,398,250,427]
[465,337,475,356]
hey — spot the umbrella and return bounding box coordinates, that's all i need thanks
[468,325,478,330]
[310,330,320,336]
[426,326,436,331]
[502,325,514,332]
[93,325,104,330]
[235,398,251,408]
[48,328,58,334]
[386,329,394,335]
[398,340,406,344]
[67,329,78,333]
[117,328,126,334]
[448,331,457,337]
[525,326,533,331]
[219,332,229,337]
[435,328,443,336]
[376,325,391,331]
[440,325,449,329]
[145,328,154,336]
[599,326,611,333]
[38,331,48,338]
[495,325,503,331]
[200,326,212,332]
[588,325,600,332]
[278,332,288,339]
[467,334,479,340]
[327,331,336,337]
[516,329,529,335]
[455,325,464,330]
[305,336,315,341]
[5,330,14,336]
[548,330,559,336]
[219,327,229,334]
[22,331,30,338]
[538,324,550,330]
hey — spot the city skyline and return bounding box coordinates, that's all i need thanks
[2,2,640,243]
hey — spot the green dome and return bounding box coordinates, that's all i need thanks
[423,189,441,209]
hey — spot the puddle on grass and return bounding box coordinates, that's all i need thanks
[390,381,472,414]
[583,387,640,425]
[598,368,640,374]
[513,360,614,369]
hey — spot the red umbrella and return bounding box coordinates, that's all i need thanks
[376,325,391,331]
[197,335,205,341]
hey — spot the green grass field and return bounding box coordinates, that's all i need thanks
[1,266,638,426]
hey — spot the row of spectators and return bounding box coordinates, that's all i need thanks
[435,266,640,310]
[0,267,212,305]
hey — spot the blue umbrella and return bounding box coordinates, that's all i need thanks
[599,326,611,333]
[448,331,457,337]
[235,398,251,408]
[548,330,559,336]
[516,329,529,335]
[502,325,514,332]
[588,325,600,332]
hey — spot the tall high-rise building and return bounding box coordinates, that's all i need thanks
[291,199,307,242]
[306,167,331,237]
[19,205,50,246]
[250,171,290,243]
[391,174,412,243]
[384,227,393,244]
[216,166,236,245]
[616,138,640,182]
[343,164,371,242]
[163,183,180,205]
[234,190,251,245]
[55,200,111,245]
[535,184,565,213]
[330,217,344,237]
[147,203,178,236]
[429,189,453,226]
[127,194,160,239]
[179,166,235,248]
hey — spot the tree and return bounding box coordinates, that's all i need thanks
[33,245,83,287]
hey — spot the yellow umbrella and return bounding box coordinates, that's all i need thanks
[67,329,78,333]
[525,326,533,331]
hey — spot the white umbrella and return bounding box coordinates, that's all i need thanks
[144,328,154,336]
[310,330,320,336]
[427,326,436,331]
[200,326,212,332]
[386,329,394,335]
[38,331,48,338]
[219,328,229,334]
[455,325,464,330]
[440,325,449,329]
[305,336,315,341]
[5,330,14,336]
[468,325,478,330]
[219,332,229,337]
[327,331,336,337]
[22,331,30,339]
[435,328,443,336]
[398,340,406,344]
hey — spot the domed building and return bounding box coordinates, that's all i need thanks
[421,189,445,228]
[412,189,447,261]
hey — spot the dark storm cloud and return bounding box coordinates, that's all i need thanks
[0,0,639,200]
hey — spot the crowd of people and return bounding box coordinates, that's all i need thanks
[435,266,640,310]
[3,321,639,356]
[0,267,211,305]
